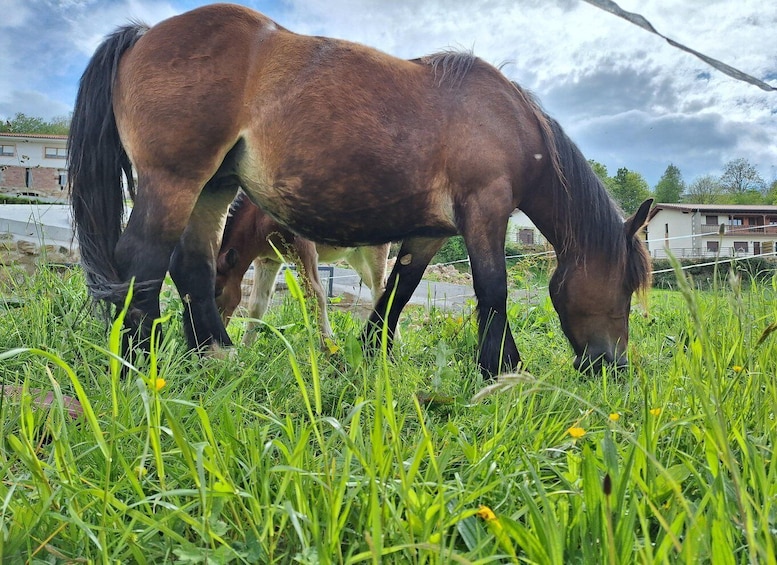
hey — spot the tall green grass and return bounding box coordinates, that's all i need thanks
[0,262,775,563]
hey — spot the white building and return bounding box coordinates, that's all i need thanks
[0,133,69,201]
[646,203,777,259]
[507,209,547,247]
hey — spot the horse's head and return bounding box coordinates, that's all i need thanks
[549,199,652,373]
[215,247,243,324]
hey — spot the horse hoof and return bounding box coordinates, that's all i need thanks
[205,344,236,361]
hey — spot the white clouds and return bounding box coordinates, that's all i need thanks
[64,0,178,55]
[1,0,775,185]
[0,90,71,121]
[0,0,33,28]
[271,0,777,182]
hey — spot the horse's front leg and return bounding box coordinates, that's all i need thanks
[460,192,521,378]
[243,258,283,346]
[295,239,334,344]
[169,183,239,353]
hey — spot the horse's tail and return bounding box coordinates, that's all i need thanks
[69,23,147,307]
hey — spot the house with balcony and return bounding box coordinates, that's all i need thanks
[0,133,68,201]
[645,203,777,259]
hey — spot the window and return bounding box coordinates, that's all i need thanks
[25,168,33,188]
[518,229,534,245]
[704,215,718,225]
[706,241,719,252]
[44,146,67,159]
[733,241,748,253]
[58,169,67,189]
[0,144,14,156]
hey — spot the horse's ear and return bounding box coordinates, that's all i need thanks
[624,198,653,239]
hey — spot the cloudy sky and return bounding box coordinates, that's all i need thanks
[1,0,775,186]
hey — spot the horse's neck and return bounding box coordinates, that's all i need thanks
[518,189,574,257]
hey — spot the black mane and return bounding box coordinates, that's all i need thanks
[221,190,251,246]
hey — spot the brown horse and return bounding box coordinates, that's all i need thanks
[215,192,389,345]
[68,3,652,376]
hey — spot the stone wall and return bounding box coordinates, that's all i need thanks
[0,232,77,290]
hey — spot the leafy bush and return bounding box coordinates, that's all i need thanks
[431,236,468,265]
[651,256,776,289]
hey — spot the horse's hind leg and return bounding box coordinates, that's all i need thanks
[363,236,445,352]
[169,181,238,352]
[113,175,195,351]
[347,244,389,306]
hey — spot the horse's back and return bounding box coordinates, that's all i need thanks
[114,3,547,245]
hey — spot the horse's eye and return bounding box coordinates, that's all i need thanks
[214,287,223,298]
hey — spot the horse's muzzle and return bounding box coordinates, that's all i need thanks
[574,349,628,374]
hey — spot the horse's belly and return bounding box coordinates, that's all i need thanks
[241,174,456,246]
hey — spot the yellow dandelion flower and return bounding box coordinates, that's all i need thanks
[154,378,166,391]
[609,413,620,422]
[732,365,744,373]
[477,505,497,522]
[567,426,586,439]
[324,337,340,355]
[476,505,517,559]
[649,407,661,416]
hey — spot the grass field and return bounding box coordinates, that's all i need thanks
[1,262,776,563]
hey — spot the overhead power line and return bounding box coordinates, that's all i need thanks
[581,0,777,92]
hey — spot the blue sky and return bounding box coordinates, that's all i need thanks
[2,0,776,187]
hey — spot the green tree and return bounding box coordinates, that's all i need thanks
[720,158,765,194]
[587,159,620,195]
[0,112,70,135]
[765,180,777,205]
[588,159,610,183]
[653,164,685,203]
[609,167,651,214]
[685,174,724,204]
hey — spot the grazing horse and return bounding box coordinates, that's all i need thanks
[68,3,652,377]
[216,193,389,345]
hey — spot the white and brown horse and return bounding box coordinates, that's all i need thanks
[69,3,651,376]
[215,192,388,346]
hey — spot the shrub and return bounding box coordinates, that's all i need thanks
[651,256,776,289]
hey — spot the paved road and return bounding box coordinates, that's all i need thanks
[328,265,475,310]
[260,263,543,316]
